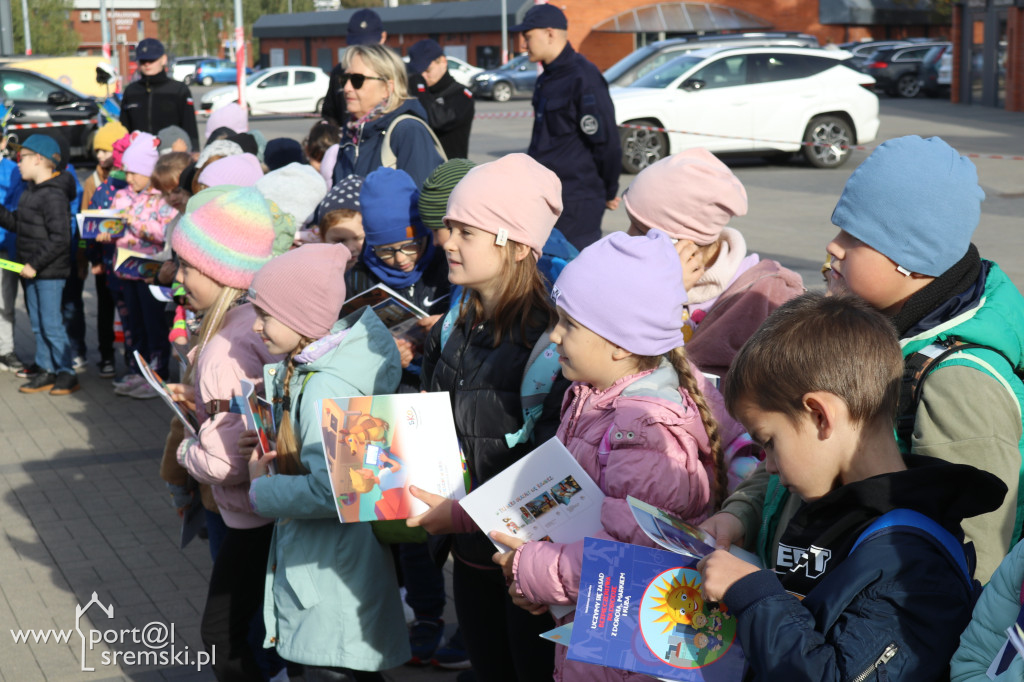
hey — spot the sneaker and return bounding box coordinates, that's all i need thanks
[432,628,471,670]
[113,374,146,395]
[128,382,160,400]
[19,371,56,393]
[408,618,444,665]
[97,360,116,378]
[50,373,81,396]
[73,355,88,372]
[15,363,42,379]
[0,352,23,371]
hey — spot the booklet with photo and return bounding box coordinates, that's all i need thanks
[319,391,467,523]
[566,537,747,681]
[340,283,429,346]
[239,380,277,455]
[115,247,163,280]
[133,350,198,437]
[627,496,762,567]
[77,209,126,240]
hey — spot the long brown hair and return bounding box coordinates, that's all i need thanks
[456,241,555,348]
[636,347,727,509]
[273,337,315,476]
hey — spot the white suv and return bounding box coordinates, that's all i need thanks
[612,46,880,172]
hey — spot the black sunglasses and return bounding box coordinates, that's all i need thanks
[340,73,388,90]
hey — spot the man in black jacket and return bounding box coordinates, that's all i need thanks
[408,39,474,160]
[120,39,199,150]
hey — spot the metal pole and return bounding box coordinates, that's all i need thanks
[19,0,29,55]
[234,0,245,109]
[0,0,13,55]
[500,0,507,64]
[100,0,111,63]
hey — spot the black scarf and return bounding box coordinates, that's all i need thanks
[891,244,981,337]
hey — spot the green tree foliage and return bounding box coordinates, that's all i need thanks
[11,0,80,55]
[158,0,315,59]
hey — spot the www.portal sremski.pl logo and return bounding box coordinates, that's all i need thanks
[9,592,213,672]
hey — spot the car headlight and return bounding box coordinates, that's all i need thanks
[474,74,491,83]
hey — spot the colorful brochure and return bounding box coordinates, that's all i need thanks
[565,537,747,681]
[627,496,762,566]
[0,258,23,274]
[133,350,198,437]
[319,391,467,523]
[115,247,162,280]
[77,209,126,240]
[239,380,276,458]
[341,283,429,346]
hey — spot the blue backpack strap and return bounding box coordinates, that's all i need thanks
[851,509,971,585]
[505,329,560,448]
[439,297,462,350]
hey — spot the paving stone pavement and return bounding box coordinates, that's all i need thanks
[0,294,464,681]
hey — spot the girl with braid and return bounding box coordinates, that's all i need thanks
[491,228,747,682]
[243,243,409,681]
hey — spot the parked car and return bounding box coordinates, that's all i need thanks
[859,42,950,97]
[171,55,215,85]
[201,66,331,115]
[918,44,952,98]
[470,53,537,102]
[0,67,99,159]
[604,32,820,87]
[193,59,252,86]
[936,49,953,91]
[612,46,879,172]
[837,40,912,70]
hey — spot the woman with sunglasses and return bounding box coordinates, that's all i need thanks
[347,166,451,390]
[331,44,444,189]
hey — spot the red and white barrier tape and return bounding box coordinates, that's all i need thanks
[8,118,98,130]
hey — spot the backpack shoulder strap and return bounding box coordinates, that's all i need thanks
[381,114,448,169]
[505,328,560,448]
[439,296,462,350]
[851,509,972,586]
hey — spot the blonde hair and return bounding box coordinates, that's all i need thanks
[273,337,316,476]
[183,285,244,385]
[636,347,727,509]
[341,43,411,113]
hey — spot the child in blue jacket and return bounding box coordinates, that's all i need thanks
[699,293,1005,681]
[0,135,25,372]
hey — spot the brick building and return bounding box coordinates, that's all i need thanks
[71,0,161,77]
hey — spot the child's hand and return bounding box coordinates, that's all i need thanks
[394,337,415,368]
[489,531,525,582]
[164,383,196,412]
[699,512,746,550]
[675,240,705,291]
[20,263,36,279]
[238,429,260,459]
[95,232,112,243]
[697,549,759,602]
[248,446,277,480]
[417,314,441,330]
[406,485,454,534]
[91,263,105,275]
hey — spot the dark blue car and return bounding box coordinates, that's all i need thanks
[470,53,538,102]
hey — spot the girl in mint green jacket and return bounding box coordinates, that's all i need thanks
[244,243,408,680]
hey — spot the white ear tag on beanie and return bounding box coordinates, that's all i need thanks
[495,228,508,246]
[896,265,912,277]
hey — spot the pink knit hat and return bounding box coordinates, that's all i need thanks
[444,153,562,260]
[111,133,132,170]
[171,185,276,290]
[122,132,160,176]
[205,102,248,139]
[622,148,748,245]
[198,153,265,188]
[249,243,351,339]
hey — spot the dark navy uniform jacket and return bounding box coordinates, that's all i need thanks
[527,44,620,203]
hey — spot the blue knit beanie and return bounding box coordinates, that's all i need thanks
[360,167,425,246]
[830,135,984,277]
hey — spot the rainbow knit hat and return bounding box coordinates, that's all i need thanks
[171,185,276,290]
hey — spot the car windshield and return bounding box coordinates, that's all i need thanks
[497,54,529,71]
[246,69,268,85]
[603,44,660,83]
[631,55,703,88]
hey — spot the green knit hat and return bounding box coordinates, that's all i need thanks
[418,158,477,230]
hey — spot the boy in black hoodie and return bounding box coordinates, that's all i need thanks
[0,135,79,395]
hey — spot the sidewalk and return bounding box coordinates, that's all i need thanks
[0,295,464,681]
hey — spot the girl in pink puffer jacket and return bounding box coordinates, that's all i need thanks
[493,228,754,682]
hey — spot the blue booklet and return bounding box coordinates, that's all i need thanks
[566,537,747,681]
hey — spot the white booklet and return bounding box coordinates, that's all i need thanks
[459,437,605,618]
[627,496,762,566]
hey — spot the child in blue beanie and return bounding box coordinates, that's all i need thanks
[701,135,1024,585]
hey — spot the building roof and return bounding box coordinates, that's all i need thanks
[253,0,533,39]
[592,3,771,33]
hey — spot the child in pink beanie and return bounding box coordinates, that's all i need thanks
[490,227,755,682]
[241,243,409,675]
[408,153,570,681]
[106,131,176,389]
[197,153,264,189]
[623,148,804,379]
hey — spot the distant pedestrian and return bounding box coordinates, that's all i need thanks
[322,9,388,127]
[408,39,475,159]
[120,39,200,151]
[514,4,621,249]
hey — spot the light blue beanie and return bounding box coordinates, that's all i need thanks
[830,135,985,277]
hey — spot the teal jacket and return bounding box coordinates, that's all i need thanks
[250,307,409,669]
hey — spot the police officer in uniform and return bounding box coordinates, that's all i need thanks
[512,4,621,249]
[407,39,474,159]
[321,9,388,127]
[119,39,199,150]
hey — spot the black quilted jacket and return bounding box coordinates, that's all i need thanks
[0,171,74,279]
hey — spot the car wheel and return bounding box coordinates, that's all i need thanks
[802,115,853,169]
[183,74,194,86]
[315,97,325,115]
[201,75,214,87]
[896,73,921,98]
[619,120,668,174]
[492,81,512,103]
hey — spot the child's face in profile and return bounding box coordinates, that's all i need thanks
[825,230,922,315]
[549,306,621,390]
[174,258,222,312]
[733,397,839,502]
[126,171,150,193]
[322,214,364,270]
[443,220,508,292]
[251,306,302,356]
[95,149,113,169]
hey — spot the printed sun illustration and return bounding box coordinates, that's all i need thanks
[650,573,704,633]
